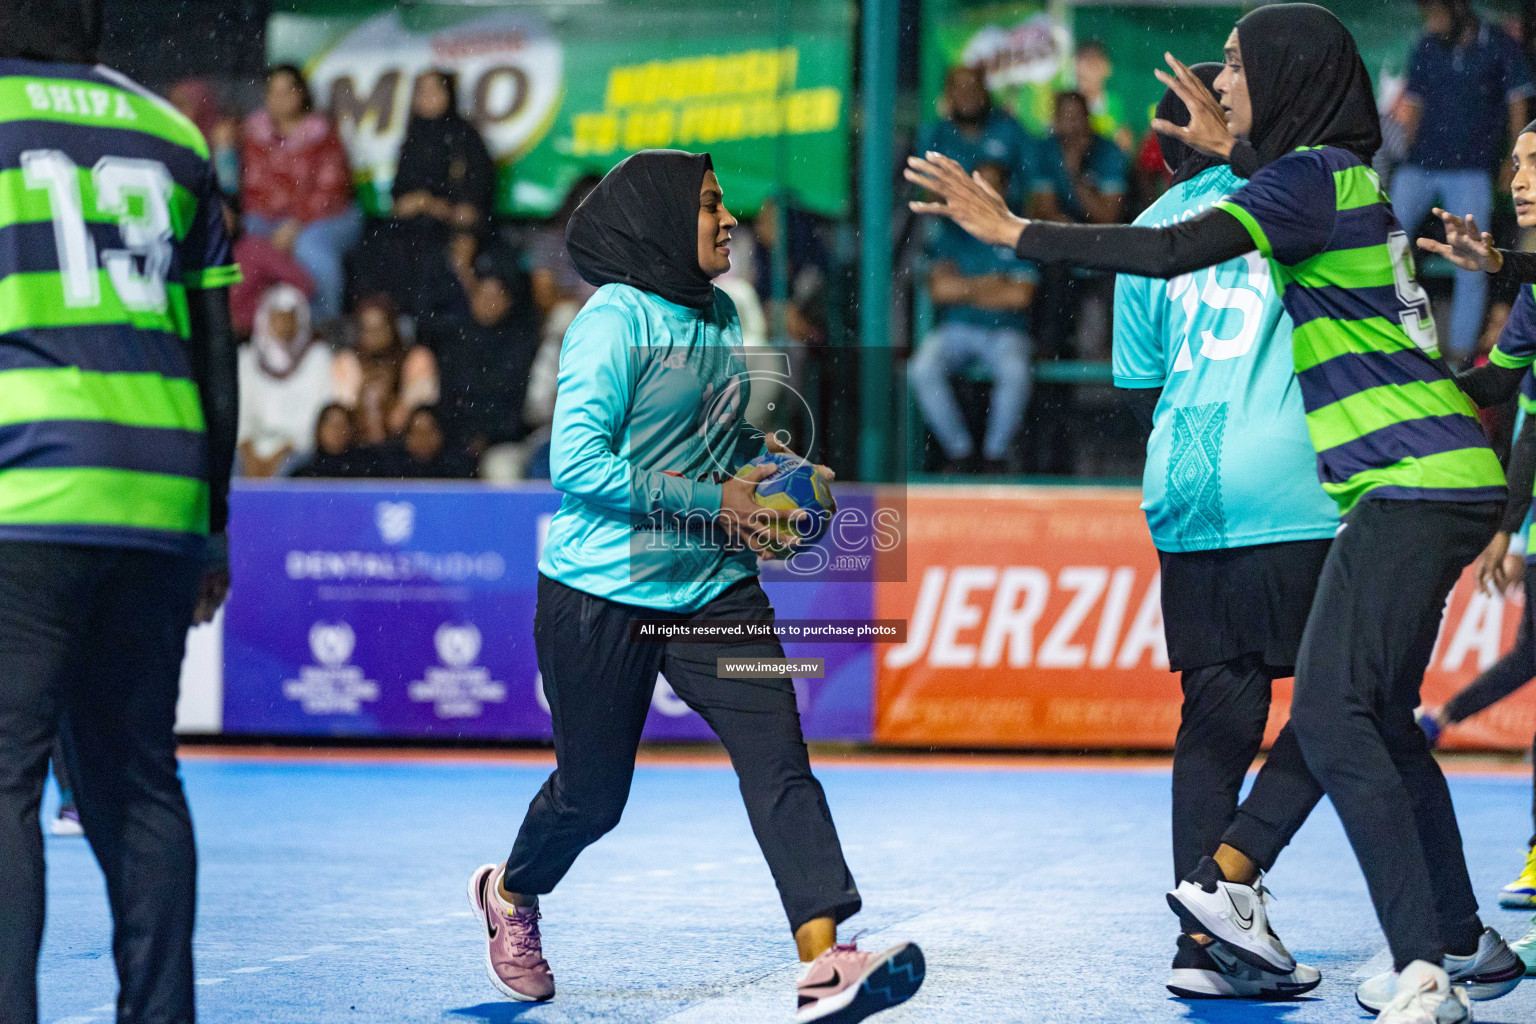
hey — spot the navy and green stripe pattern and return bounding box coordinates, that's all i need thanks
[1216,146,1503,514]
[0,60,237,553]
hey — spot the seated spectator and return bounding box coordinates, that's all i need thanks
[332,294,439,441]
[528,176,600,339]
[210,115,241,200]
[916,65,1035,200]
[226,197,316,337]
[242,64,362,322]
[168,78,219,141]
[290,403,362,478]
[1030,90,1128,224]
[426,251,540,461]
[358,70,497,315]
[376,406,477,480]
[1073,40,1134,155]
[237,285,333,478]
[394,70,496,231]
[754,194,831,346]
[908,162,1037,475]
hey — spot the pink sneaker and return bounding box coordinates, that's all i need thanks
[467,863,555,1002]
[796,940,925,1023]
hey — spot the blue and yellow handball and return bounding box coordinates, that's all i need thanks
[736,451,837,549]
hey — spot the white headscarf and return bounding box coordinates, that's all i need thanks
[252,284,314,379]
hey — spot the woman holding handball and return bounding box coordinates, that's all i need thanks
[911,4,1520,1021]
[466,150,923,1024]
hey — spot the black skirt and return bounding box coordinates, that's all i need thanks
[1158,537,1333,675]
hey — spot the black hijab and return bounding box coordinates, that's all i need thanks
[0,0,100,61]
[1235,3,1381,169]
[393,71,496,214]
[1156,63,1228,186]
[566,149,718,310]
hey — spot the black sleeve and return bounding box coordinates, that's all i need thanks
[1493,248,1536,284]
[1012,207,1255,279]
[1501,409,1536,534]
[1119,386,1161,443]
[1455,361,1528,408]
[187,286,238,535]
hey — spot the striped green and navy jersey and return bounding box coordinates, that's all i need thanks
[0,60,238,554]
[1215,146,1504,514]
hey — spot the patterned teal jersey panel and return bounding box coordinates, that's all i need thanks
[1215,146,1503,514]
[1112,164,1337,553]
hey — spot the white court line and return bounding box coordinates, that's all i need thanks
[193,978,226,986]
[230,966,270,974]
[90,1006,113,1013]
[269,954,309,962]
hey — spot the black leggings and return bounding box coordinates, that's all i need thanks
[503,574,861,933]
[0,543,201,1024]
[1442,560,1536,848]
[1220,499,1499,970]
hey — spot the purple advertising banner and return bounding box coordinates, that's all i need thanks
[222,481,873,741]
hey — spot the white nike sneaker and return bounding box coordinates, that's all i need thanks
[1375,960,1470,1024]
[1357,929,1524,1012]
[1166,934,1321,999]
[1167,857,1296,975]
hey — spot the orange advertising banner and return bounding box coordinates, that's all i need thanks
[873,485,1536,751]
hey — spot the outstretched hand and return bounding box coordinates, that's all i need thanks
[905,151,1026,249]
[1149,53,1234,160]
[1416,208,1503,274]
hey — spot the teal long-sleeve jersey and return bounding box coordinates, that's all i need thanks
[537,283,768,611]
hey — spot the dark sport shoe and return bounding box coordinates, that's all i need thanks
[1167,933,1321,999]
[467,863,555,1002]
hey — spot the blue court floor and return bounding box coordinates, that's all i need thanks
[35,752,1536,1024]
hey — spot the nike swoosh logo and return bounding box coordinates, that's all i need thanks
[481,875,498,940]
[1227,892,1254,929]
[802,968,843,992]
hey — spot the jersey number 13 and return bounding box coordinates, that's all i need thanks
[22,149,174,315]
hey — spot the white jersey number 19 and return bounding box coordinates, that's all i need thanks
[21,148,174,314]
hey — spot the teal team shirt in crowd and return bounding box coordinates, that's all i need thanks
[927,219,1039,333]
[1032,133,1129,223]
[915,110,1037,206]
[1113,164,1338,552]
[538,283,768,611]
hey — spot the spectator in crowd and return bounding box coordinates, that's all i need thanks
[1031,89,1129,363]
[241,64,362,322]
[754,194,832,346]
[333,294,439,445]
[237,285,333,478]
[1392,0,1534,361]
[1073,39,1134,155]
[167,78,219,141]
[909,162,1036,475]
[209,115,241,199]
[363,70,498,314]
[290,403,362,478]
[1031,90,1128,225]
[528,177,600,340]
[916,65,1035,203]
[426,252,540,466]
[379,405,477,480]
[225,198,316,338]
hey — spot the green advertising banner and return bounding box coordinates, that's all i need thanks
[921,0,1528,150]
[268,0,854,218]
